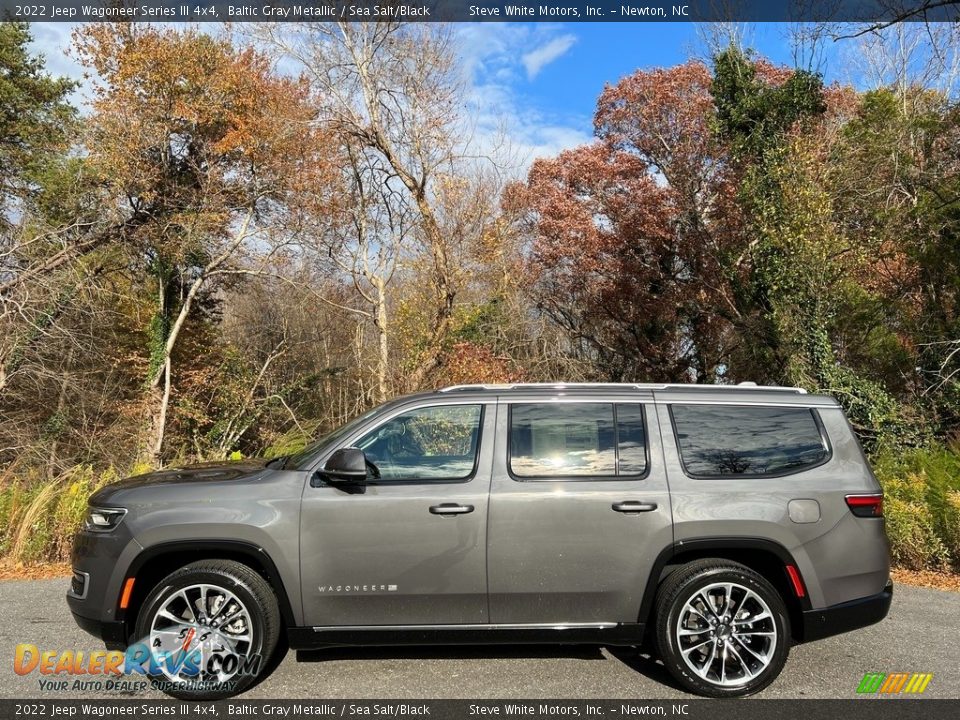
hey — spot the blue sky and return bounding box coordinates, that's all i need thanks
[28,21,854,170]
[453,22,852,166]
[509,23,803,119]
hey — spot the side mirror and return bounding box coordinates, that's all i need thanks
[321,447,367,484]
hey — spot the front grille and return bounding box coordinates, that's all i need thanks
[70,570,88,598]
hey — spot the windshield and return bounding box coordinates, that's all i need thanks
[281,404,394,470]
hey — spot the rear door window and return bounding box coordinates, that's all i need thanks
[509,403,648,479]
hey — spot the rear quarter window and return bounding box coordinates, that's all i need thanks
[670,404,830,478]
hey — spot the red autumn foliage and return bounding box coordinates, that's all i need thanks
[595,61,721,202]
[437,342,526,386]
[508,62,745,382]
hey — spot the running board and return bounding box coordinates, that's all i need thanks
[287,622,645,650]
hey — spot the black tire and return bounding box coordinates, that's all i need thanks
[132,559,281,700]
[654,559,790,698]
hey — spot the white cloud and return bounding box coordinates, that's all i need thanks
[521,34,577,81]
[455,25,590,175]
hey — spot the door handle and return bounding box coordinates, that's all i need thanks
[429,503,475,516]
[612,501,658,513]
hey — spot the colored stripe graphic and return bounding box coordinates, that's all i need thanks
[892,673,909,693]
[879,673,901,693]
[858,672,933,694]
[904,674,921,693]
[857,673,886,693]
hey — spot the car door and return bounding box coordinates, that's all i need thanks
[300,399,494,627]
[487,394,673,624]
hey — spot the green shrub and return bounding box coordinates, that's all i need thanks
[262,420,323,459]
[873,446,960,570]
[942,491,960,561]
[884,495,950,570]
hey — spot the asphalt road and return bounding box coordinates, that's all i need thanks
[0,578,957,700]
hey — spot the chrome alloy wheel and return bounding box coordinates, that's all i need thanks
[675,581,778,687]
[149,583,254,684]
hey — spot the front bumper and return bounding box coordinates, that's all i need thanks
[799,580,893,642]
[66,526,142,651]
[70,610,128,651]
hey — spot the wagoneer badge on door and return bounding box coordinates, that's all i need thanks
[318,584,399,593]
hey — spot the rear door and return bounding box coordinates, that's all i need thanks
[487,394,673,623]
[300,399,494,627]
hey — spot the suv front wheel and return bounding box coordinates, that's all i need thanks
[654,559,790,697]
[132,559,281,700]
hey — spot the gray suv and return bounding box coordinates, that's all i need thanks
[68,383,892,699]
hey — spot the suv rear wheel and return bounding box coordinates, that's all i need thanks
[654,559,790,697]
[132,559,281,700]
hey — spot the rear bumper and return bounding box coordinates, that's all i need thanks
[799,580,893,642]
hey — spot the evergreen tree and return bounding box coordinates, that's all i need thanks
[0,22,76,223]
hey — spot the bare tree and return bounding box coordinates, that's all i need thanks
[851,22,960,101]
[833,0,960,38]
[254,22,482,392]
[787,22,832,72]
[694,21,751,60]
[310,144,411,403]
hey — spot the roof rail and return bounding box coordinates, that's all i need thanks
[437,382,807,394]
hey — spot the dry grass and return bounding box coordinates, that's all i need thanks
[8,479,61,563]
[1,465,122,565]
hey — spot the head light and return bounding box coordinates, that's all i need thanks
[84,507,126,531]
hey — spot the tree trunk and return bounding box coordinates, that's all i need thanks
[345,38,458,393]
[146,357,172,466]
[372,277,389,403]
[47,346,74,478]
[140,268,201,464]
[142,209,255,461]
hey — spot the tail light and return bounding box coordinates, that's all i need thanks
[846,493,884,518]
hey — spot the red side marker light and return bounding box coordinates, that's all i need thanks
[785,564,806,598]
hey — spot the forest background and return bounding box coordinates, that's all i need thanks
[2,19,960,575]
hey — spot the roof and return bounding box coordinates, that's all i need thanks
[429,382,838,407]
[438,382,806,394]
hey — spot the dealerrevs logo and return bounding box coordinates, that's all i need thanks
[13,640,260,693]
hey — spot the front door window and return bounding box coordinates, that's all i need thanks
[355,404,483,482]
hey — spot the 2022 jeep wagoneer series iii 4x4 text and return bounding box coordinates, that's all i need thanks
[68,382,892,698]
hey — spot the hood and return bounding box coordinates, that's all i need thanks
[89,459,271,505]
